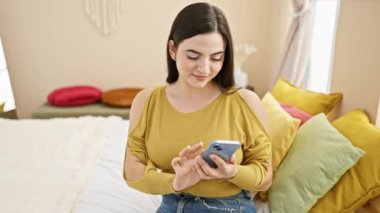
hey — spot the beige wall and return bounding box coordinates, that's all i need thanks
[0,0,271,118]
[0,0,379,120]
[330,0,380,122]
[258,0,292,97]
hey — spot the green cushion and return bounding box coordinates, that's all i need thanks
[268,113,364,213]
[31,103,130,119]
[0,109,17,119]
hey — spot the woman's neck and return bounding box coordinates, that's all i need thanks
[169,81,221,102]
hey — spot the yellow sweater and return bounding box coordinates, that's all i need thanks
[124,86,271,197]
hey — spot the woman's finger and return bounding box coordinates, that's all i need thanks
[196,156,218,178]
[210,154,227,169]
[179,145,190,157]
[190,141,203,152]
[193,162,210,180]
[228,154,237,164]
[188,147,205,159]
[171,157,181,168]
[188,142,204,158]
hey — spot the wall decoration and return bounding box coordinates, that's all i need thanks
[84,0,126,36]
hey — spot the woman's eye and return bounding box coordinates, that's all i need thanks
[211,56,223,61]
[187,55,199,60]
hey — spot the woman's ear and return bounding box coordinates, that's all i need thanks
[168,40,177,61]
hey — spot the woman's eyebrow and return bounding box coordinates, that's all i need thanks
[185,49,224,55]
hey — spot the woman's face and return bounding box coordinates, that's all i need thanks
[169,32,226,88]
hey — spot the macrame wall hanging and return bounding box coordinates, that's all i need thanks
[84,0,126,36]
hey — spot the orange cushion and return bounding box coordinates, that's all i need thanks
[101,88,143,108]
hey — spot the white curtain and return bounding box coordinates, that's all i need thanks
[0,36,16,111]
[271,0,317,89]
[0,36,7,70]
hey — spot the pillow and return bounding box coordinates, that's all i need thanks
[48,85,102,107]
[280,103,312,125]
[272,78,342,115]
[258,93,300,201]
[101,88,143,108]
[261,93,300,173]
[268,113,364,213]
[309,109,380,213]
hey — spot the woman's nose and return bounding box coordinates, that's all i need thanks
[197,59,210,75]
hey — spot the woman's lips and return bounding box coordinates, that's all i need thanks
[193,74,208,81]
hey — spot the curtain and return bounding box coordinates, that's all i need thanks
[271,0,317,89]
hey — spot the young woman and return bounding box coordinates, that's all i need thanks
[124,2,272,212]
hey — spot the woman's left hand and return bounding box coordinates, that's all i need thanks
[193,154,238,180]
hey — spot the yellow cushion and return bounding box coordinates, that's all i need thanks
[258,93,300,201]
[310,109,380,213]
[272,78,342,115]
[0,102,4,112]
[262,92,300,172]
[101,88,143,108]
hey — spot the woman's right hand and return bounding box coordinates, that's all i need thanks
[171,142,204,191]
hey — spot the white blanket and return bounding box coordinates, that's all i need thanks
[76,120,162,213]
[0,116,122,212]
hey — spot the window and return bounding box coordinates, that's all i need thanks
[306,0,340,93]
[0,37,15,112]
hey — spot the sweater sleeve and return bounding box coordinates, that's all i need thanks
[228,130,271,191]
[124,115,176,195]
[123,159,176,195]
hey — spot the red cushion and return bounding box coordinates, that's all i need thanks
[280,103,312,126]
[47,86,102,106]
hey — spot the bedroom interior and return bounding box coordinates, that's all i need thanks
[0,0,379,212]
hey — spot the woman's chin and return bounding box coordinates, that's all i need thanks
[188,80,209,88]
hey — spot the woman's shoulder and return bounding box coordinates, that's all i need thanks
[237,89,269,132]
[133,88,156,105]
[133,86,166,106]
[128,86,161,131]
[237,88,260,104]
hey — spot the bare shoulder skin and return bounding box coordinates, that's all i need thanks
[124,87,155,181]
[238,89,273,191]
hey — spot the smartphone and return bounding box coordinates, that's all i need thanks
[202,140,240,168]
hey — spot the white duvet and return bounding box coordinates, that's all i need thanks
[0,116,122,212]
[0,117,270,213]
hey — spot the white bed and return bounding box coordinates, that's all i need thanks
[0,116,270,213]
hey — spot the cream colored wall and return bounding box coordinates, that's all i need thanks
[257,0,292,97]
[213,0,270,98]
[1,0,378,120]
[330,0,380,122]
[0,0,270,118]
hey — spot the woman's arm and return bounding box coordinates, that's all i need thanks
[124,88,154,181]
[123,88,177,194]
[235,89,273,191]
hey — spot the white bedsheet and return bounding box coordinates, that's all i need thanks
[0,116,122,213]
[76,120,270,213]
[76,120,161,213]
